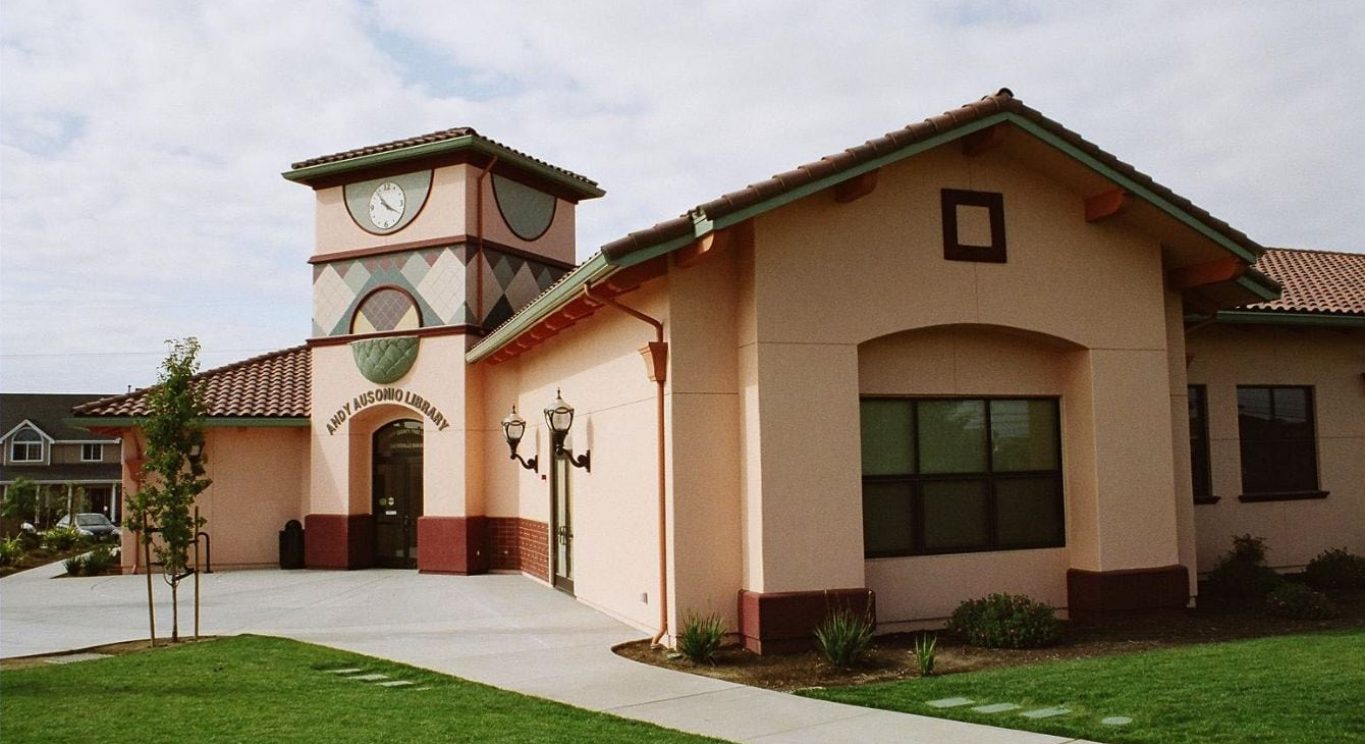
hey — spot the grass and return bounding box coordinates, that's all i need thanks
[0,635,720,744]
[801,627,1365,744]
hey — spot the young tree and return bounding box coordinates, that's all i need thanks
[1,477,39,525]
[124,338,212,642]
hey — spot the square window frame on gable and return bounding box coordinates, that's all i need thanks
[941,188,1007,263]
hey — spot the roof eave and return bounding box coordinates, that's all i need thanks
[283,135,605,199]
[66,416,311,429]
[1211,310,1365,328]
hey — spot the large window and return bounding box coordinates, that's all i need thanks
[1237,386,1323,499]
[10,428,43,462]
[860,397,1064,557]
[1188,385,1214,503]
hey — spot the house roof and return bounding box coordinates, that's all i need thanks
[0,394,120,442]
[1246,248,1365,317]
[0,463,122,485]
[284,126,605,199]
[71,346,311,422]
[468,88,1286,363]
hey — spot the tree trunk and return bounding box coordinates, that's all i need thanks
[171,579,180,642]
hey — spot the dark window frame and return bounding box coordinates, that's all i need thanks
[861,396,1065,558]
[1235,385,1327,502]
[1188,385,1216,504]
[941,188,1007,263]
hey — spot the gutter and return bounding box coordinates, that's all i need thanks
[581,282,671,647]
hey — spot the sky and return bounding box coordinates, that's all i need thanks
[2,1,1362,394]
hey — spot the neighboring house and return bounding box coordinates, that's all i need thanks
[72,90,1364,653]
[1,393,122,524]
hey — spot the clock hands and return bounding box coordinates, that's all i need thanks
[378,194,399,213]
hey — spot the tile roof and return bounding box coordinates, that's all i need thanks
[289,126,600,188]
[1244,248,1365,316]
[1,394,121,441]
[73,346,310,419]
[602,88,1267,264]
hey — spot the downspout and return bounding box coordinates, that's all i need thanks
[582,282,671,646]
[475,156,500,329]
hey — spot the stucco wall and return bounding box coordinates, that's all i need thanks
[740,141,1184,612]
[481,284,672,634]
[313,165,469,257]
[1187,325,1365,571]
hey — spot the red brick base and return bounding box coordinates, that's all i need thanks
[487,517,549,581]
[1067,564,1189,623]
[738,587,876,654]
[417,516,488,575]
[304,513,374,570]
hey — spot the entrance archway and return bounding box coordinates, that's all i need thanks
[372,419,423,568]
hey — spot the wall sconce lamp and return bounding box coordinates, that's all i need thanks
[187,439,206,476]
[544,389,591,472]
[500,406,539,472]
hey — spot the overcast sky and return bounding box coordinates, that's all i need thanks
[2,1,1361,394]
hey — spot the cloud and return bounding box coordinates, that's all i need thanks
[1,0,1361,392]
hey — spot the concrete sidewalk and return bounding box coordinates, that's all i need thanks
[1,565,1098,743]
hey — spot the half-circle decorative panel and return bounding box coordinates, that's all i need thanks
[492,174,556,241]
[351,336,419,384]
[351,287,422,335]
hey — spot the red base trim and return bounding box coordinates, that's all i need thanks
[737,588,875,654]
[487,517,549,581]
[304,513,374,569]
[417,516,488,575]
[1067,565,1189,622]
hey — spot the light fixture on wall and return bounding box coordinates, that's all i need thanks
[544,389,591,472]
[187,438,206,476]
[500,406,539,472]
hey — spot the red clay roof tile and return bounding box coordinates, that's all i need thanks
[1246,248,1365,316]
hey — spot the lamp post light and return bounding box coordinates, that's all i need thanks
[544,389,591,472]
[501,406,539,472]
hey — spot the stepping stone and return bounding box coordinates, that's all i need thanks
[45,653,110,665]
[351,673,389,681]
[323,668,364,674]
[972,703,1022,714]
[926,697,975,708]
[377,680,414,687]
[412,687,433,691]
[1020,707,1070,719]
[1101,716,1133,726]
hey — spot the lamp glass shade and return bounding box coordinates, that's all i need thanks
[501,407,526,445]
[544,391,575,435]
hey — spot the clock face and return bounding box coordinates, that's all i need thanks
[368,182,406,230]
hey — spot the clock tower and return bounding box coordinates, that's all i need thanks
[284,128,603,573]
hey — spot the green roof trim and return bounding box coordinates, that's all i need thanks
[67,417,310,429]
[468,108,1281,361]
[1212,311,1365,328]
[465,253,615,362]
[283,135,605,199]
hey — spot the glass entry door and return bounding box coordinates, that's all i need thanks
[551,453,574,594]
[373,420,423,568]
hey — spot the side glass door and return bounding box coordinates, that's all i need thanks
[373,420,423,568]
[551,453,573,593]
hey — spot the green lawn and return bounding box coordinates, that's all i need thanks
[0,635,720,744]
[801,627,1365,744]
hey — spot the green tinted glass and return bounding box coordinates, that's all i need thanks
[921,480,989,551]
[918,400,986,473]
[990,399,1059,471]
[995,477,1064,547]
[860,400,914,475]
[862,482,913,555]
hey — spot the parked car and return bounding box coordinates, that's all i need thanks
[56,513,121,540]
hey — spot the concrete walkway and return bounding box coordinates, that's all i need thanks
[1,565,1098,743]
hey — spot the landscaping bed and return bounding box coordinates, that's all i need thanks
[615,588,1365,691]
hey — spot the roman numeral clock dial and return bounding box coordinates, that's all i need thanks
[368,181,406,230]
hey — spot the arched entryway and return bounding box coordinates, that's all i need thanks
[372,419,423,568]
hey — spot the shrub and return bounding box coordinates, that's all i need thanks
[1265,582,1338,620]
[83,546,116,576]
[1303,548,1365,591]
[63,554,87,576]
[676,613,726,665]
[0,536,23,566]
[42,526,85,551]
[1206,534,1283,599]
[948,593,1060,649]
[17,529,41,551]
[912,632,937,676]
[815,608,875,668]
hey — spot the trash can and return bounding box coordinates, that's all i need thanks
[279,519,305,569]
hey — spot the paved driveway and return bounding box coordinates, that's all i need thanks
[1,565,1096,743]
